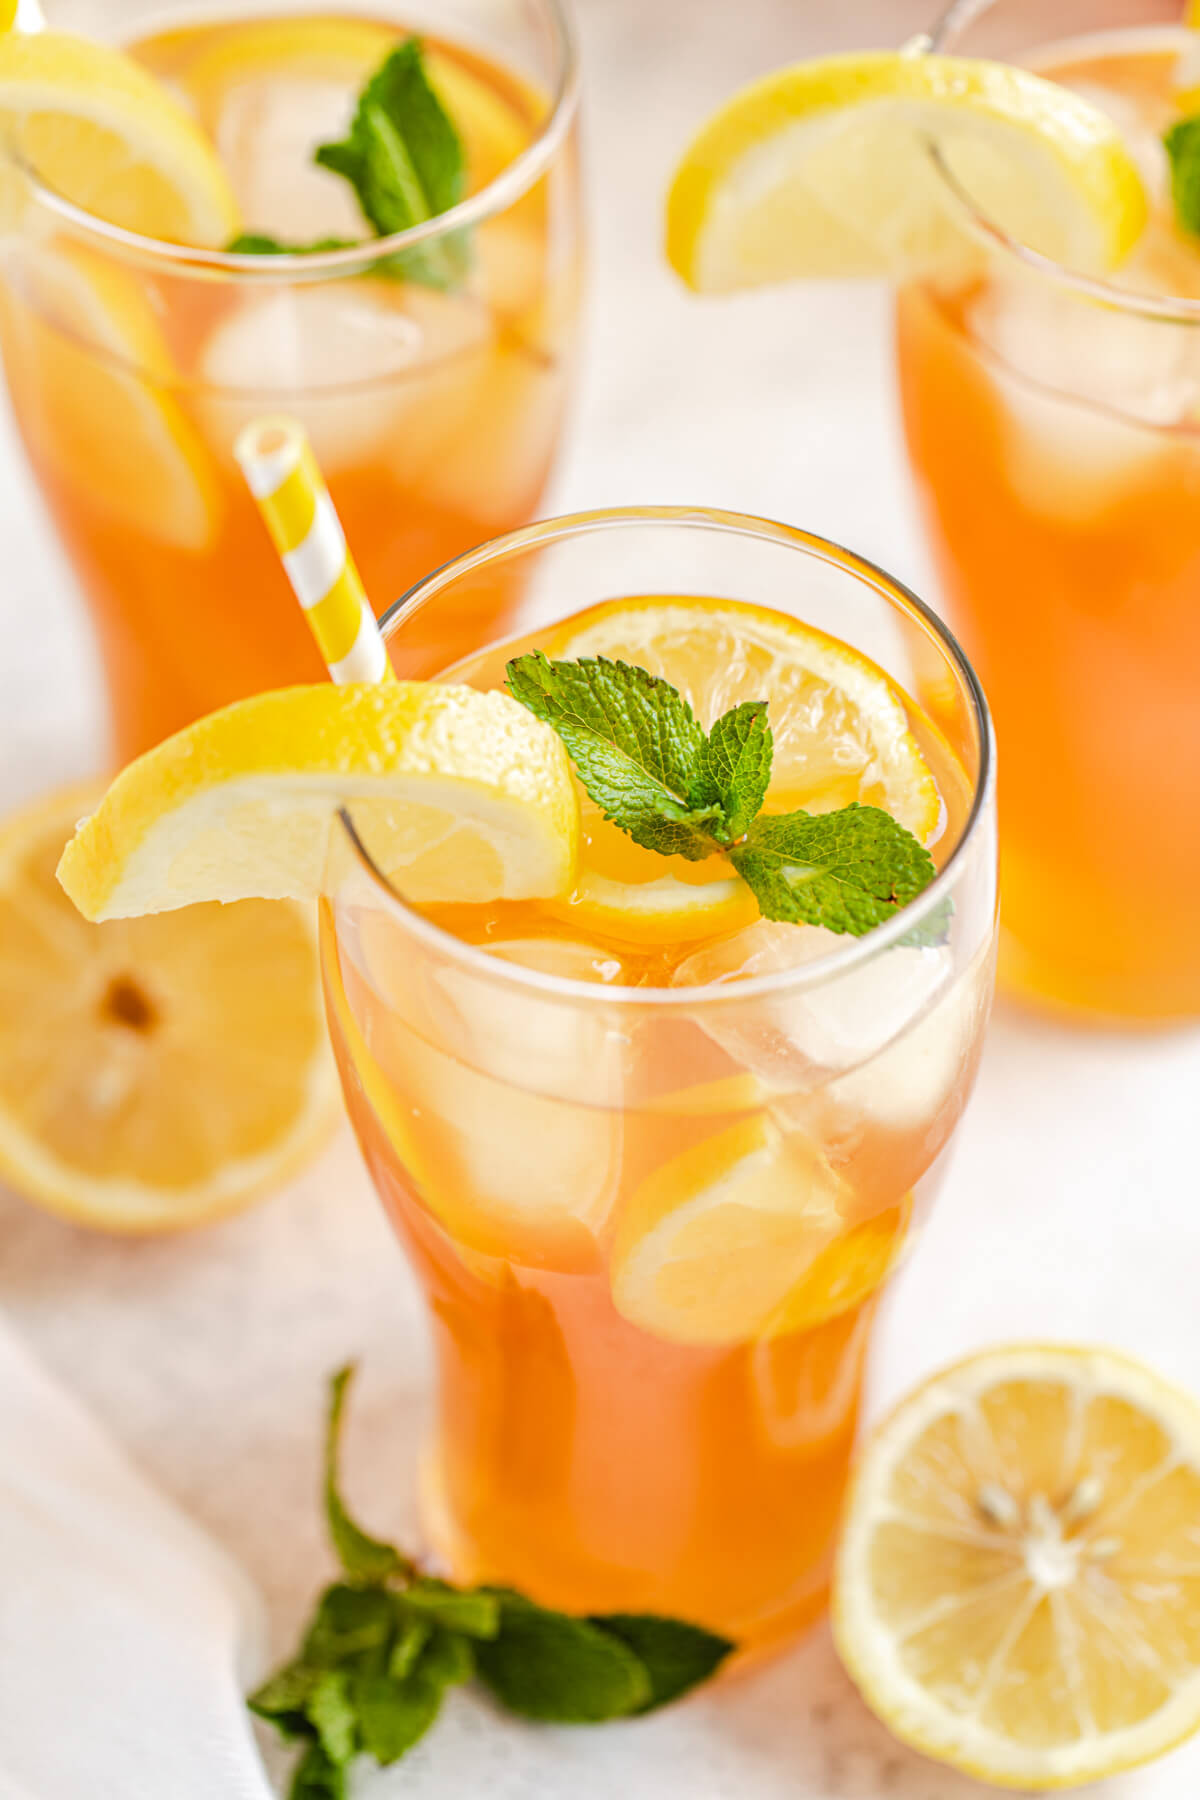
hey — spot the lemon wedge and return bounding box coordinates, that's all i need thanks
[57,682,579,921]
[0,28,239,243]
[667,50,1148,292]
[0,785,338,1232]
[538,594,939,947]
[610,1115,846,1346]
[834,1344,1200,1789]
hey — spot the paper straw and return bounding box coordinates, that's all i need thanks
[235,416,392,685]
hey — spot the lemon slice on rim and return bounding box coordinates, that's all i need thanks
[834,1344,1200,1789]
[538,595,939,947]
[0,29,239,244]
[57,682,579,921]
[610,1115,847,1346]
[0,785,338,1232]
[667,50,1148,292]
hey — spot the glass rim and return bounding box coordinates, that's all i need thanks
[8,0,580,282]
[332,504,997,1013]
[923,2,1200,324]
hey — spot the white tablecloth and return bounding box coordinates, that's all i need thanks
[2,1,1199,1794]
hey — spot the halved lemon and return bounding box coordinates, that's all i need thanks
[610,1114,846,1346]
[667,50,1148,292]
[58,682,578,921]
[834,1344,1200,1789]
[0,785,338,1232]
[538,595,939,948]
[0,28,239,243]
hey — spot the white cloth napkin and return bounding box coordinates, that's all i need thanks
[0,1313,273,1800]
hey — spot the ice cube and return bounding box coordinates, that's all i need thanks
[212,70,366,243]
[673,920,952,1092]
[199,283,492,475]
[415,337,564,526]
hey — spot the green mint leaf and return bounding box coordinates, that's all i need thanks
[324,1366,407,1584]
[690,701,773,841]
[247,1660,321,1740]
[388,1614,432,1680]
[315,39,469,289]
[303,1584,395,1669]
[290,1741,345,1800]
[351,1669,444,1766]
[473,1592,652,1722]
[1165,115,1200,236]
[307,1670,358,1767]
[418,1624,476,1688]
[403,1577,501,1639]
[588,1615,735,1712]
[226,233,358,256]
[506,652,723,861]
[730,803,936,936]
[898,893,954,950]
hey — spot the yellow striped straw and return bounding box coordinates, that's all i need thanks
[235,416,393,685]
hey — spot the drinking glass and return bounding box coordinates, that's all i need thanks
[320,506,998,1648]
[896,0,1200,1019]
[0,0,582,759]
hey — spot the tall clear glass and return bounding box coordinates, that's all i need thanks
[0,0,582,760]
[319,506,998,1649]
[896,0,1200,1020]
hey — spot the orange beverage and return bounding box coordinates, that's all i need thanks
[321,509,998,1646]
[0,2,581,760]
[897,3,1200,1020]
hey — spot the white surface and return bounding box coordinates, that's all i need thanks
[2,0,1200,1795]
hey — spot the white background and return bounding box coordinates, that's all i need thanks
[2,1,1200,1794]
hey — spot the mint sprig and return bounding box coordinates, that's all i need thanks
[506,653,939,937]
[227,40,469,288]
[1165,115,1200,238]
[250,1368,734,1797]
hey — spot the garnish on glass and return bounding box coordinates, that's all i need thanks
[250,1367,734,1799]
[227,39,470,288]
[505,652,940,938]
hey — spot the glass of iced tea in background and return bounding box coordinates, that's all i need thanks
[897,0,1200,1021]
[0,0,581,760]
[321,506,998,1647]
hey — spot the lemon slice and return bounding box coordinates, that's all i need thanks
[2,240,221,550]
[539,594,939,947]
[58,682,579,921]
[762,1195,912,1337]
[610,1115,846,1346]
[0,29,239,243]
[834,1344,1200,1789]
[0,785,338,1232]
[667,50,1148,292]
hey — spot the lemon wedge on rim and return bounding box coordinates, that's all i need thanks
[57,682,579,921]
[667,50,1148,292]
[834,1343,1200,1789]
[0,28,239,244]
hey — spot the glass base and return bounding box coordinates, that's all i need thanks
[998,926,1200,1028]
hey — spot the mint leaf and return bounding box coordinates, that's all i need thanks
[506,653,722,860]
[352,1669,443,1766]
[730,804,935,935]
[589,1615,734,1711]
[291,1741,345,1800]
[247,1660,321,1740]
[315,40,468,288]
[418,1624,476,1688]
[226,233,358,257]
[474,1592,653,1721]
[690,701,773,841]
[388,1614,432,1680]
[898,893,954,950]
[1165,115,1200,236]
[303,1584,395,1668]
[404,1578,500,1639]
[308,1670,358,1767]
[325,1366,408,1584]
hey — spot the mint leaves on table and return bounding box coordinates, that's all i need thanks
[227,39,469,287]
[506,652,937,937]
[249,1368,734,1798]
[1165,115,1200,237]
